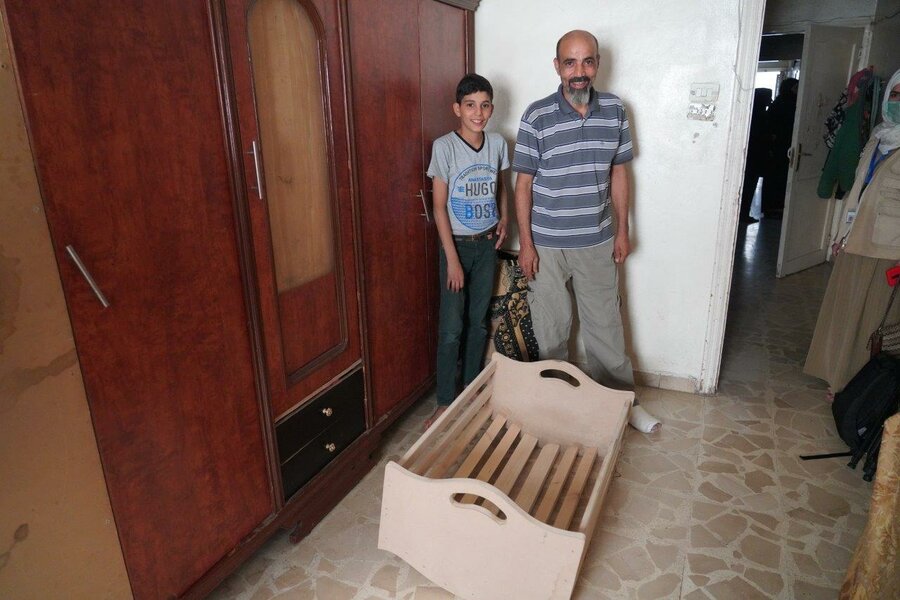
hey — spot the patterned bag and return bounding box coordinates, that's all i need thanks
[487,251,539,362]
[873,323,900,358]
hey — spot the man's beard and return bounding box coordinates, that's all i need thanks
[566,77,592,105]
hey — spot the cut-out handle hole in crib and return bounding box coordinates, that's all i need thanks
[451,493,508,521]
[540,369,581,388]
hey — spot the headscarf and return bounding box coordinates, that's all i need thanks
[873,68,900,152]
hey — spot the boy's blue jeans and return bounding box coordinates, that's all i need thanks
[436,237,497,406]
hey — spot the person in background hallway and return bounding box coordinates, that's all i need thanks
[805,69,900,393]
[513,30,660,433]
[761,77,799,218]
[739,88,773,223]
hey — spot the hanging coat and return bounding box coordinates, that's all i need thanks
[818,97,867,198]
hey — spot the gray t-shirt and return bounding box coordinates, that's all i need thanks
[427,131,509,236]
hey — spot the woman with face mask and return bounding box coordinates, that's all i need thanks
[805,68,900,395]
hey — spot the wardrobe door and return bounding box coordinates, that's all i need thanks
[348,0,434,422]
[221,0,363,421]
[419,0,471,358]
[3,2,274,598]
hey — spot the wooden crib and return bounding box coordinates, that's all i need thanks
[378,354,633,600]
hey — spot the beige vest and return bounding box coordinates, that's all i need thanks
[837,138,900,260]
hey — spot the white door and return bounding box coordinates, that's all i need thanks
[777,25,864,277]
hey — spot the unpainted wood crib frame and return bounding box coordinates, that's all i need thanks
[378,354,633,600]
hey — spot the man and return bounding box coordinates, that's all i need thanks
[513,29,659,432]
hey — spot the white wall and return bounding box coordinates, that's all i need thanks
[475,1,764,392]
[762,0,898,82]
[763,0,877,32]
[869,0,900,79]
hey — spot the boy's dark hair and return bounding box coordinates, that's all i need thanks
[456,73,493,104]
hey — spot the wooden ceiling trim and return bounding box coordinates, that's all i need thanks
[437,0,479,11]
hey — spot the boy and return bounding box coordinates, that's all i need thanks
[426,73,509,426]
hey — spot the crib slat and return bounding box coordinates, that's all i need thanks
[553,448,597,530]
[412,386,493,475]
[400,378,493,470]
[426,405,493,478]
[493,433,538,496]
[459,423,521,504]
[514,443,559,513]
[533,445,579,523]
[453,414,507,480]
[486,433,539,516]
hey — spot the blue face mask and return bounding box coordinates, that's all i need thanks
[886,101,900,123]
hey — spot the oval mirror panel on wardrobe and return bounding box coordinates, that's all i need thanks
[249,0,344,381]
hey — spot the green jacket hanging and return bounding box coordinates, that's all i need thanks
[818,97,866,199]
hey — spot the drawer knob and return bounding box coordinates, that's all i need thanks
[321,407,334,417]
[324,442,337,453]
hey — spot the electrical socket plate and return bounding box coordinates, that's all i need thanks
[689,82,720,104]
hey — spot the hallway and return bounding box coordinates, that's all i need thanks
[211,219,873,599]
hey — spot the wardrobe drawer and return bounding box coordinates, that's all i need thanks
[275,369,365,462]
[280,410,366,500]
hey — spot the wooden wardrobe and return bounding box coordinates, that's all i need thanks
[1,0,475,598]
[349,0,472,423]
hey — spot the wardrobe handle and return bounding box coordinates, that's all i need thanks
[247,140,264,199]
[417,189,431,222]
[65,245,110,308]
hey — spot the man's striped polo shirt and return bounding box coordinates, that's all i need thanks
[513,85,633,248]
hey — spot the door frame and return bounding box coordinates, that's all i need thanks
[697,0,766,394]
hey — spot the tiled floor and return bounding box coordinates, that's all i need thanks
[210,219,872,600]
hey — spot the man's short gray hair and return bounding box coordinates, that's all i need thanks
[555,30,600,60]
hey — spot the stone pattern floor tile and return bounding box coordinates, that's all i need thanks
[209,222,873,599]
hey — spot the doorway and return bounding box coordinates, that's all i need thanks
[740,53,802,225]
[716,25,867,392]
[737,28,867,280]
